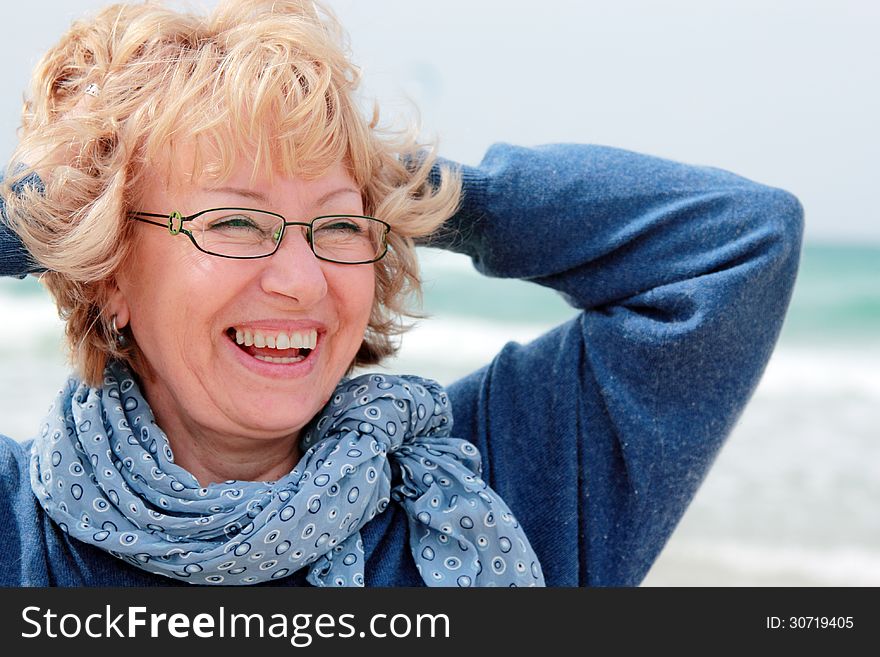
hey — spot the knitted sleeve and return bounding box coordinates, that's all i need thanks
[428,143,803,585]
[0,173,45,278]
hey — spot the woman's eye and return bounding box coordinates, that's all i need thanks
[316,220,362,233]
[209,215,260,230]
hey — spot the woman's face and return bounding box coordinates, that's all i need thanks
[113,160,375,446]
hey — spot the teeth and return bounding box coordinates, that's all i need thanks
[233,328,318,351]
[253,354,307,364]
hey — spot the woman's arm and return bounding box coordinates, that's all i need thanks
[0,173,45,278]
[425,143,803,585]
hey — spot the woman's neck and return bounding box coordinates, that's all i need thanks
[141,379,302,486]
[163,421,302,485]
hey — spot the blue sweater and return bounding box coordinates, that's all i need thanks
[0,144,804,586]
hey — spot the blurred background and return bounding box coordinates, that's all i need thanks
[1,0,877,585]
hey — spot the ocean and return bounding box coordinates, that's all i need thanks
[1,243,878,585]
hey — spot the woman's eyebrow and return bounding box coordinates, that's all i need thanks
[200,186,361,207]
[313,187,362,207]
[203,187,268,203]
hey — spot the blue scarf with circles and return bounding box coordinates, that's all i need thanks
[30,361,545,587]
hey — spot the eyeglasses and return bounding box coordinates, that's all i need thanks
[129,208,391,264]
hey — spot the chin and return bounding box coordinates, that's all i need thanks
[234,402,320,436]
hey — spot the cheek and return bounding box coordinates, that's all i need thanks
[123,279,192,367]
[354,269,377,323]
[328,267,376,347]
[117,231,213,310]
[119,245,234,357]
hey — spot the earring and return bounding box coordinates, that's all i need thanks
[110,315,127,348]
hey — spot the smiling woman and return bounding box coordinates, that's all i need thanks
[0,0,803,588]
[112,161,381,485]
[5,1,459,389]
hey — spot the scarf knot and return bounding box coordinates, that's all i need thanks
[302,375,452,457]
[31,363,545,587]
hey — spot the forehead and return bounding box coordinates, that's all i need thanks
[138,154,361,214]
[152,141,355,186]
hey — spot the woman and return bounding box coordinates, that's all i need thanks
[0,0,803,587]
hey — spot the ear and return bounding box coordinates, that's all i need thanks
[106,279,131,330]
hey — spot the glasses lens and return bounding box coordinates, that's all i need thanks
[312,216,387,263]
[189,210,283,257]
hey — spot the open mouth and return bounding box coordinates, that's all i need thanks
[225,327,317,364]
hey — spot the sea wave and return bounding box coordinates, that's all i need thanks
[387,316,880,399]
[3,282,880,401]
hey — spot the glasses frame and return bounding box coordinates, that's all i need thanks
[129,207,392,264]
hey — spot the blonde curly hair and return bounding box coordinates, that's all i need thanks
[3,0,461,387]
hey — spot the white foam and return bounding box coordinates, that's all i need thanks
[663,538,880,585]
[394,315,553,367]
[417,247,476,274]
[0,291,63,351]
[755,345,880,400]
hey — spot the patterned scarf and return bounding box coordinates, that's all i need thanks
[30,361,545,587]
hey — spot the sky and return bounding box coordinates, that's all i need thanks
[1,0,877,243]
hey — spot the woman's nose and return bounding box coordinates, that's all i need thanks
[259,226,328,305]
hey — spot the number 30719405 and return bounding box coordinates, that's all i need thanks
[766,616,854,629]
